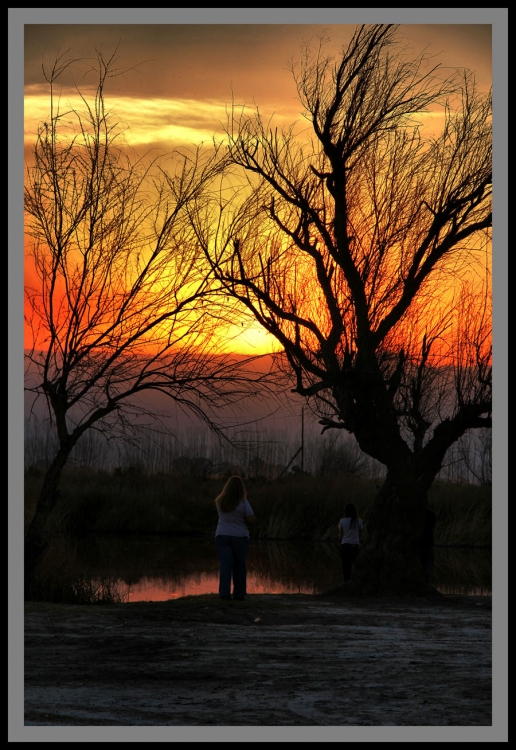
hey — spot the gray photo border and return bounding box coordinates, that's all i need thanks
[9,6,507,743]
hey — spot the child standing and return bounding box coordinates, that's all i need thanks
[338,503,363,582]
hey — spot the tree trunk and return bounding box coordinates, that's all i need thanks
[24,446,72,598]
[347,477,439,596]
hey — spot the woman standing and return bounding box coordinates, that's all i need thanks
[214,475,255,600]
[338,503,363,583]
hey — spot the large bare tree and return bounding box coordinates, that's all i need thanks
[23,50,262,595]
[200,25,492,594]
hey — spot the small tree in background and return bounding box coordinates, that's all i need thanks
[24,50,263,596]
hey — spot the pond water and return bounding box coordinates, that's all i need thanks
[72,534,492,602]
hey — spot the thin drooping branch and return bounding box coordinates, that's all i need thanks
[24,50,272,591]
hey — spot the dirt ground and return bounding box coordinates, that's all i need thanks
[20,588,496,735]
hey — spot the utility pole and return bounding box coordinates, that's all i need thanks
[301,407,305,473]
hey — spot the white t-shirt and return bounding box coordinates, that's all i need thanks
[338,517,363,545]
[215,498,254,537]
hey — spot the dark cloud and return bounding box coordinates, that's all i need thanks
[24,24,341,102]
[25,23,492,107]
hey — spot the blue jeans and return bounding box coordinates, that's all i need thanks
[340,543,360,582]
[215,535,250,598]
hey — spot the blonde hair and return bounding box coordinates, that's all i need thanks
[215,475,247,512]
[344,502,360,528]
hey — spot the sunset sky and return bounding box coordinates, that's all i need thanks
[24,23,492,153]
[22,20,493,354]
[10,12,508,743]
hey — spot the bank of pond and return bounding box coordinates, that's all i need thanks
[32,533,491,605]
[25,469,491,603]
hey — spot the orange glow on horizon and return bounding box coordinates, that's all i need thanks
[23,25,492,363]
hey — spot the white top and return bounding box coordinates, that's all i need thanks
[215,498,254,537]
[338,517,363,545]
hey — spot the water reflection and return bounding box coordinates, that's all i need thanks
[120,572,316,602]
[74,535,491,602]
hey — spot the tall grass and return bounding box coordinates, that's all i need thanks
[25,467,491,547]
[25,416,491,485]
[250,473,377,540]
[433,546,492,595]
[429,481,492,547]
[28,534,126,604]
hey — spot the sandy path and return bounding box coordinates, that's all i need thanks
[23,592,492,728]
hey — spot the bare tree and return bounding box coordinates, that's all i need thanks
[200,25,492,594]
[23,50,264,595]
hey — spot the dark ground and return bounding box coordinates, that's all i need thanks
[21,590,494,734]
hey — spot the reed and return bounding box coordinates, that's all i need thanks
[27,534,126,604]
[433,546,492,595]
[249,473,377,540]
[25,467,491,547]
[429,481,492,547]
